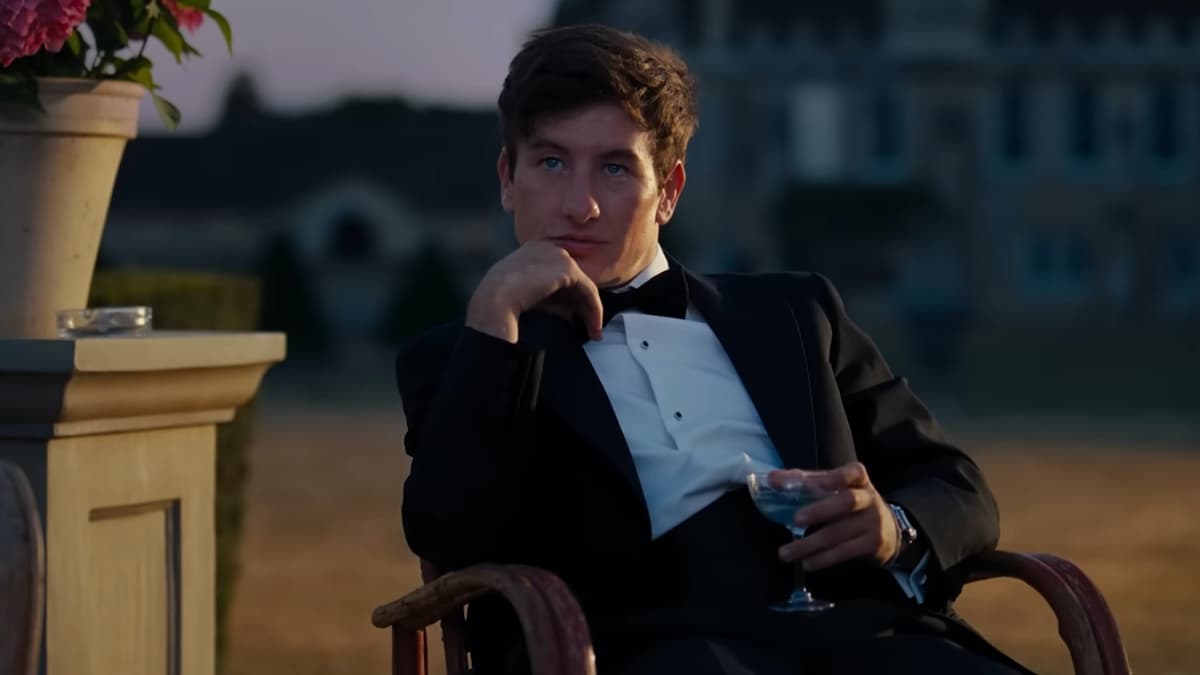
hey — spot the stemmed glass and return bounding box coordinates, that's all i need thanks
[746,472,835,613]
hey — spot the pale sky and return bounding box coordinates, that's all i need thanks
[139,0,556,134]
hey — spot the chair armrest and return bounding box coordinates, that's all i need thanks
[965,550,1131,675]
[0,461,45,675]
[373,564,595,675]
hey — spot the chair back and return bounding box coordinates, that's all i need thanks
[0,461,45,675]
[422,559,471,675]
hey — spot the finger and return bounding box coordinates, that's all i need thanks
[808,462,871,492]
[574,273,604,341]
[793,488,873,530]
[778,515,867,563]
[801,531,886,571]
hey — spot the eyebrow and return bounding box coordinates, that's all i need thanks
[599,149,640,165]
[526,138,568,154]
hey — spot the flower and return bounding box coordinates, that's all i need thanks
[0,0,231,128]
[0,0,92,67]
[161,0,202,34]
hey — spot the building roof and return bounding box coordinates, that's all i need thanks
[553,0,1199,46]
[111,82,501,215]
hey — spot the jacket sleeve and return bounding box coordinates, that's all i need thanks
[808,273,999,603]
[398,325,545,570]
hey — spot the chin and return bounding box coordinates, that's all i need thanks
[579,262,618,287]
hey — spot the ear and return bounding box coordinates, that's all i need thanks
[655,160,686,225]
[497,146,514,214]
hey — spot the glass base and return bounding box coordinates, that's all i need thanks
[769,589,835,613]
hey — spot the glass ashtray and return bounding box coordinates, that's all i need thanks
[57,306,153,338]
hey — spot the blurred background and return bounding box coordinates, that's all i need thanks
[93,1,1199,674]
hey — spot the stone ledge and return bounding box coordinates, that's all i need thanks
[0,332,286,374]
[0,332,285,439]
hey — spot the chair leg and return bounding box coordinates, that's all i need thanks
[391,626,426,675]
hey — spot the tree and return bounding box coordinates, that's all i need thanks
[255,233,331,358]
[375,242,466,344]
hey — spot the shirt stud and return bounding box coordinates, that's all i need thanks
[673,411,683,421]
[640,340,650,349]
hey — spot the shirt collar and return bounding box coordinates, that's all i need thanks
[610,245,669,294]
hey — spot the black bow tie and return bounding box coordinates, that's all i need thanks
[599,266,688,327]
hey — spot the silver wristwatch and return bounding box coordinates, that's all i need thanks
[889,503,918,551]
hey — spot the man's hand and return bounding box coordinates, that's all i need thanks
[466,241,605,344]
[773,462,899,571]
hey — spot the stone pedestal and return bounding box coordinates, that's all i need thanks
[0,332,285,675]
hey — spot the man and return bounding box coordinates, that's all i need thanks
[398,24,1027,675]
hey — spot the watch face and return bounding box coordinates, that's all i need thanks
[891,505,917,543]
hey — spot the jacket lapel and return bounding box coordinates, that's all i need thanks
[518,312,651,525]
[683,268,822,470]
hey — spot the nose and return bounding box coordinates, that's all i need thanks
[561,172,600,224]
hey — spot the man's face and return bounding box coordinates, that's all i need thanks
[498,102,685,288]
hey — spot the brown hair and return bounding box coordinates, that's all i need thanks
[497,24,699,184]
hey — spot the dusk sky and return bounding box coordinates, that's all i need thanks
[141,0,556,134]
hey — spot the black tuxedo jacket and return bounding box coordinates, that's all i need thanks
[397,265,1001,672]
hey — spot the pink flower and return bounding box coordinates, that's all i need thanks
[161,0,203,34]
[0,0,91,67]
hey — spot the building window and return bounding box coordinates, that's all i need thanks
[1162,231,1200,311]
[1022,231,1095,300]
[329,212,373,262]
[1149,82,1181,164]
[871,90,902,161]
[788,84,845,180]
[1164,233,1198,289]
[999,80,1029,163]
[1068,81,1101,163]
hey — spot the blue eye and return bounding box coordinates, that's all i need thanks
[541,157,563,170]
[603,163,627,176]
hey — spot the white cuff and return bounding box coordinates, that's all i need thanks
[888,550,930,604]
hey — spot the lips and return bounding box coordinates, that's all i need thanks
[548,237,604,256]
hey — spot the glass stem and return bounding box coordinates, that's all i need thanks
[791,532,808,595]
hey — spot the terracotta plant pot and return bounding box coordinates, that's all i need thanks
[0,78,144,339]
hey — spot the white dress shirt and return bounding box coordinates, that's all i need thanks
[582,245,929,602]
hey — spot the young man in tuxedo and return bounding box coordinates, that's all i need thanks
[397,24,1028,675]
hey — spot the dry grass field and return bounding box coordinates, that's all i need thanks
[225,403,1200,675]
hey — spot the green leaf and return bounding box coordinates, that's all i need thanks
[0,69,44,112]
[181,36,204,58]
[113,56,156,89]
[92,17,132,52]
[152,93,182,130]
[152,16,185,63]
[131,12,154,39]
[174,0,212,9]
[203,7,233,53]
[66,31,83,57]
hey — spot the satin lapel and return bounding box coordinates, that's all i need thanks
[683,269,822,470]
[519,313,650,518]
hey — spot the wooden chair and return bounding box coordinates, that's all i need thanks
[373,551,1131,675]
[0,461,46,675]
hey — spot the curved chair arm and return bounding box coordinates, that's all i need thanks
[373,564,596,675]
[966,550,1131,675]
[0,461,45,675]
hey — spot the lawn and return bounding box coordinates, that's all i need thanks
[224,403,1200,675]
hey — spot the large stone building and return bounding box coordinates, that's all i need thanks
[101,1,1200,344]
[556,0,1200,325]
